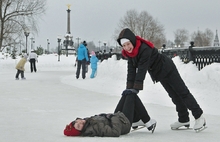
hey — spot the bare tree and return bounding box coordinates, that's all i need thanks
[191,28,214,47]
[0,0,46,51]
[202,28,214,46]
[114,9,166,48]
[174,29,189,45]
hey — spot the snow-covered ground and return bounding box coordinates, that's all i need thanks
[1,54,220,142]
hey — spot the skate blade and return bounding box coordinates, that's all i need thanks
[171,127,192,130]
[171,124,191,130]
[151,123,156,133]
[195,126,207,133]
[130,126,145,132]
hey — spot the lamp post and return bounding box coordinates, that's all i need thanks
[76,37,80,47]
[76,37,80,54]
[19,40,22,54]
[57,36,61,61]
[47,39,50,54]
[33,40,35,50]
[24,30,30,53]
[174,37,181,48]
[64,35,69,57]
[30,37,34,50]
[98,41,101,51]
[103,42,107,52]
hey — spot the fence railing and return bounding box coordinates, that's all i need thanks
[101,43,220,71]
[161,46,220,70]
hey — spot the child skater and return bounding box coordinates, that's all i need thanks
[90,51,99,78]
[15,54,28,80]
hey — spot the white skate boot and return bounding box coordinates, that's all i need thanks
[132,120,145,128]
[170,121,190,130]
[193,115,206,132]
[132,119,157,133]
[146,119,157,133]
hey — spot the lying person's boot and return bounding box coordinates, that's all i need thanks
[132,119,157,133]
[145,119,157,133]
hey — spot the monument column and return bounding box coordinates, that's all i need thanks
[67,4,71,34]
[63,4,74,57]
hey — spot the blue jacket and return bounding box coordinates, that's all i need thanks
[77,44,89,61]
[90,55,99,69]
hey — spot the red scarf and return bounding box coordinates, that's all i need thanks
[122,36,154,58]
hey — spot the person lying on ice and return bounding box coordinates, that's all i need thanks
[63,91,156,137]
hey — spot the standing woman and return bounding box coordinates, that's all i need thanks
[76,41,89,79]
[29,50,38,72]
[116,28,205,131]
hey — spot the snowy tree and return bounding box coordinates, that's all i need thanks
[0,0,46,51]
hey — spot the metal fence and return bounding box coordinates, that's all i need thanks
[161,46,220,70]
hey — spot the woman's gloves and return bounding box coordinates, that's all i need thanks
[122,89,139,96]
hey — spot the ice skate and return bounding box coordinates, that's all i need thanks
[146,119,157,133]
[21,77,26,80]
[132,126,138,129]
[170,121,190,130]
[15,78,19,80]
[131,119,157,133]
[132,120,145,128]
[131,120,144,129]
[193,115,206,132]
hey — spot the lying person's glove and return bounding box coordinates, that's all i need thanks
[122,89,139,96]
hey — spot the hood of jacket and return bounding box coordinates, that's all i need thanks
[117,28,136,47]
[79,44,86,48]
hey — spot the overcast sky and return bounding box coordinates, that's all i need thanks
[34,0,220,50]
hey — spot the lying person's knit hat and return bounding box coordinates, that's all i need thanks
[64,122,81,136]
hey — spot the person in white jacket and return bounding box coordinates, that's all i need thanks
[29,50,38,72]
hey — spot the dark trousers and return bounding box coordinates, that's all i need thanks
[114,93,151,125]
[160,66,203,122]
[15,69,24,78]
[76,59,86,79]
[30,59,37,72]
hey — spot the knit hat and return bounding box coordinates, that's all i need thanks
[117,28,136,47]
[64,122,81,136]
[82,41,87,46]
[91,51,95,56]
[120,38,130,45]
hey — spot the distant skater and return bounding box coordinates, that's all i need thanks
[29,50,38,72]
[90,51,99,78]
[76,41,89,79]
[15,54,28,80]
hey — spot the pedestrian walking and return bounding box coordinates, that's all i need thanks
[29,50,38,72]
[76,41,89,79]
